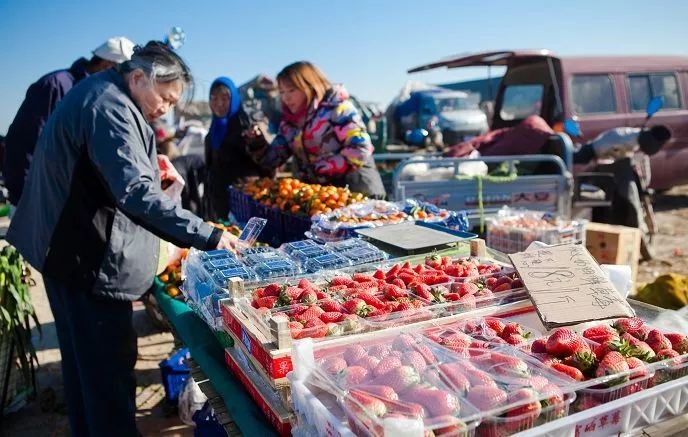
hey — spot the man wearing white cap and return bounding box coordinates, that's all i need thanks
[3,37,135,206]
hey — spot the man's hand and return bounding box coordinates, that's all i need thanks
[216,231,239,252]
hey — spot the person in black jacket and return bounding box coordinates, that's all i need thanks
[205,77,273,221]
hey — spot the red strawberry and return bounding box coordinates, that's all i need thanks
[319,311,344,323]
[511,278,524,289]
[409,282,433,301]
[613,317,648,340]
[299,289,318,305]
[327,284,349,294]
[263,283,282,297]
[655,349,680,361]
[341,314,360,332]
[425,253,443,269]
[504,333,528,346]
[413,343,436,364]
[583,324,619,343]
[484,318,505,335]
[456,294,477,310]
[646,330,673,354]
[485,277,498,290]
[546,328,586,358]
[529,375,550,392]
[403,387,460,417]
[390,278,406,289]
[665,333,688,354]
[343,345,367,365]
[354,292,386,310]
[398,272,416,285]
[467,386,507,411]
[371,366,420,393]
[304,318,328,338]
[595,351,630,383]
[293,305,325,323]
[594,339,630,361]
[382,284,407,300]
[463,367,497,388]
[322,356,347,374]
[401,351,428,373]
[288,321,303,339]
[501,322,530,339]
[254,296,278,309]
[445,293,461,301]
[356,385,398,401]
[342,298,371,317]
[564,349,598,377]
[315,291,329,301]
[343,366,369,386]
[439,332,472,351]
[278,286,303,305]
[348,389,387,417]
[551,363,584,381]
[506,388,542,420]
[621,333,656,361]
[386,263,402,277]
[330,276,354,287]
[319,299,344,313]
[413,264,426,274]
[531,338,548,354]
[625,357,650,378]
[437,364,471,394]
[298,278,314,289]
[373,269,386,280]
[395,301,414,312]
[352,273,373,283]
[373,356,402,378]
[492,282,512,293]
[355,355,381,372]
[253,288,265,299]
[391,333,415,351]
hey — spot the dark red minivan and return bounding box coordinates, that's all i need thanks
[409,50,688,189]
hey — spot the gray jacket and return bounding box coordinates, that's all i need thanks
[7,69,221,300]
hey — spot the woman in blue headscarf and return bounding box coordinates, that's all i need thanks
[205,77,273,220]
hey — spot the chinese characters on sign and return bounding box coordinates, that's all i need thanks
[509,245,635,329]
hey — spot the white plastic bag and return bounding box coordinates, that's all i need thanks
[178,376,207,426]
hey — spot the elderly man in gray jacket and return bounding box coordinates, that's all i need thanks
[7,41,236,437]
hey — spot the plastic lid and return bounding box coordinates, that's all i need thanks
[339,247,388,265]
[290,245,333,262]
[281,239,320,255]
[303,253,352,273]
[242,250,285,266]
[326,238,378,253]
[213,266,257,283]
[237,217,267,247]
[200,249,236,260]
[202,257,243,273]
[254,259,301,279]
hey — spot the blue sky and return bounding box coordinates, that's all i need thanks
[1,0,687,133]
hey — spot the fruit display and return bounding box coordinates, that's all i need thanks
[310,199,458,242]
[310,331,575,436]
[242,177,366,216]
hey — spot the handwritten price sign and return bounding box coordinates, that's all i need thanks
[509,245,634,329]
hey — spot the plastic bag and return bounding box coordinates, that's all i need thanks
[158,154,185,202]
[178,377,207,426]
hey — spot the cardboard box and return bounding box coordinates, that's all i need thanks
[585,222,641,284]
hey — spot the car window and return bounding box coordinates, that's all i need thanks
[499,84,544,121]
[571,75,616,114]
[628,73,681,111]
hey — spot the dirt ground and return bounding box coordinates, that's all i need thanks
[2,185,688,436]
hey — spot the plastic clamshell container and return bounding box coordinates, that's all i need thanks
[212,266,257,283]
[303,253,352,273]
[290,246,333,263]
[339,247,388,265]
[254,259,302,280]
[202,257,243,273]
[263,302,365,341]
[240,246,280,256]
[326,238,379,253]
[421,315,547,346]
[200,248,237,261]
[243,250,288,267]
[282,239,321,255]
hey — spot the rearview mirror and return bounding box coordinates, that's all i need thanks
[563,119,582,137]
[646,96,663,118]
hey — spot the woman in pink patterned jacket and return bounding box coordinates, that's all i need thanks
[246,61,385,197]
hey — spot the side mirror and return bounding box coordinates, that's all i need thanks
[563,118,583,137]
[646,96,664,118]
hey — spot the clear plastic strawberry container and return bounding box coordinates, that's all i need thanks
[289,246,334,263]
[281,239,321,255]
[243,250,288,267]
[303,253,353,273]
[339,247,389,266]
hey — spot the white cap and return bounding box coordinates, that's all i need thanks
[93,37,135,64]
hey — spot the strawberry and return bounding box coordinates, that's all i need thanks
[398,272,417,285]
[501,322,530,339]
[319,299,344,313]
[254,296,278,309]
[664,333,688,354]
[437,363,471,394]
[485,277,499,290]
[354,292,386,310]
[391,333,415,351]
[438,332,472,351]
[540,383,565,409]
[349,389,387,417]
[293,305,325,323]
[414,343,437,364]
[373,269,386,280]
[466,385,507,411]
[355,355,381,372]
[506,388,542,420]
[425,253,443,269]
[343,345,368,365]
[463,367,498,388]
[298,278,314,289]
[531,338,548,354]
[484,318,505,335]
[595,351,630,383]
[646,329,673,353]
[529,375,550,392]
[253,288,265,299]
[330,276,354,287]
[288,321,303,339]
[356,385,398,401]
[322,356,347,374]
[341,314,360,332]
[263,283,282,297]
[511,278,524,289]
[655,348,680,361]
[326,284,349,294]
[342,298,371,317]
[395,301,414,312]
[371,366,420,393]
[315,291,328,300]
[613,317,648,340]
[299,289,318,305]
[319,311,344,323]
[456,294,477,310]
[390,278,406,289]
[389,350,403,360]
[583,324,619,343]
[373,356,402,378]
[382,284,407,300]
[278,286,303,306]
[386,263,402,276]
[504,333,528,346]
[401,351,427,373]
[546,328,586,358]
[413,264,426,274]
[304,318,328,338]
[621,333,656,361]
[343,366,369,386]
[445,292,461,301]
[409,282,433,301]
[564,349,598,377]
[625,357,650,378]
[594,338,630,361]
[551,362,584,381]
[489,353,530,377]
[403,387,460,417]
[492,282,512,293]
[475,289,494,299]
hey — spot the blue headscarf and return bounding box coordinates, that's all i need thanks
[208,77,241,150]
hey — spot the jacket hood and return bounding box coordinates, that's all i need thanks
[320,84,350,108]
